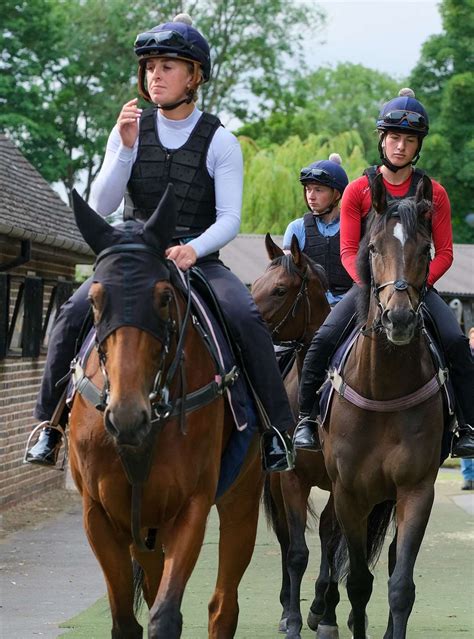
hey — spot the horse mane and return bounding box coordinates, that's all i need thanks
[356,197,432,322]
[269,253,329,292]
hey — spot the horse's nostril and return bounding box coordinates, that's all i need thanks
[104,409,119,437]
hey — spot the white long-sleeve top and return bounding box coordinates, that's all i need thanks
[90,107,243,258]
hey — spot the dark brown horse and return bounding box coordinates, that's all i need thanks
[68,187,263,639]
[252,235,343,639]
[323,174,444,639]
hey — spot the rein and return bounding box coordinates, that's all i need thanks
[271,264,311,349]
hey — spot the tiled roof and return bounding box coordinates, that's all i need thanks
[221,235,474,296]
[0,134,92,258]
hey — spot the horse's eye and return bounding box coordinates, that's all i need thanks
[159,291,172,308]
[88,296,96,308]
[368,244,377,255]
[273,287,286,297]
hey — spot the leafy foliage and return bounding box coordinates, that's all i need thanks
[238,64,398,164]
[0,0,318,203]
[410,0,474,242]
[240,130,367,233]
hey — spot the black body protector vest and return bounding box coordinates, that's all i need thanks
[363,165,426,209]
[303,213,353,295]
[125,108,221,239]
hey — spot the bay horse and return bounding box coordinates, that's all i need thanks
[322,174,444,639]
[252,235,343,639]
[68,186,263,639]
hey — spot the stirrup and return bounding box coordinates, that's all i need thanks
[23,422,69,471]
[261,426,296,473]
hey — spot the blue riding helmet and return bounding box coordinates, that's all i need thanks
[134,19,211,82]
[376,94,429,137]
[299,159,349,196]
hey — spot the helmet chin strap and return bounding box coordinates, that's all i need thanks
[378,134,422,173]
[158,94,193,111]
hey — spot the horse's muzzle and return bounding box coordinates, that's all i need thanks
[381,307,417,345]
[104,403,151,447]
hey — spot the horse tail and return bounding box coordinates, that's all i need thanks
[133,559,145,615]
[262,474,319,534]
[333,499,396,582]
[262,474,279,532]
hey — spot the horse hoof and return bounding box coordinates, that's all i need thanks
[307,609,323,630]
[316,623,340,639]
[278,617,288,633]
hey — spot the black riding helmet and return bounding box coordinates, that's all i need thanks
[134,13,211,108]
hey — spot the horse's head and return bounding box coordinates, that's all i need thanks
[357,173,433,345]
[72,186,178,447]
[252,233,330,346]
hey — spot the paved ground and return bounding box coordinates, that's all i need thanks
[1,468,473,638]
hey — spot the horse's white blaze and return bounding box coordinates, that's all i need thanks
[393,222,407,247]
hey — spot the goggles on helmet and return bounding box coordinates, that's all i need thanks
[300,167,333,184]
[380,110,427,130]
[134,30,198,58]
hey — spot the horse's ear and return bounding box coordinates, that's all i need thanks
[143,184,178,253]
[371,173,387,215]
[415,174,433,205]
[290,234,303,268]
[265,233,284,260]
[72,189,123,255]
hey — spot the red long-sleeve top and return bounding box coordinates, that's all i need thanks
[340,172,453,287]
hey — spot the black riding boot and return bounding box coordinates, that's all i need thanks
[452,424,474,458]
[25,425,64,467]
[293,413,321,451]
[261,428,295,472]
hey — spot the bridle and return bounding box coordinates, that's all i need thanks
[365,243,430,334]
[270,263,312,349]
[92,243,190,424]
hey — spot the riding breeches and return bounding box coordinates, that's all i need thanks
[298,285,474,424]
[35,262,295,433]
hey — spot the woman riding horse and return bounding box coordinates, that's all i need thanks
[297,88,474,458]
[26,13,295,473]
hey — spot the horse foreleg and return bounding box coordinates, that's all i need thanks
[309,493,341,638]
[333,487,372,639]
[386,486,434,639]
[383,528,398,639]
[209,456,263,639]
[280,470,312,639]
[266,472,292,633]
[82,492,143,639]
[148,493,213,639]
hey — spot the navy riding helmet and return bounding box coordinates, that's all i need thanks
[134,14,211,82]
[376,89,429,137]
[299,154,349,196]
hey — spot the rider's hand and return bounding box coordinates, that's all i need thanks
[117,98,142,149]
[166,244,198,272]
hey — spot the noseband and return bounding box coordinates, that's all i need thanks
[271,264,311,349]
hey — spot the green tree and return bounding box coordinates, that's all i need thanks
[410,0,474,242]
[0,0,320,203]
[240,130,367,233]
[238,63,398,163]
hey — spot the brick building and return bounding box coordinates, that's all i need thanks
[0,135,92,509]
